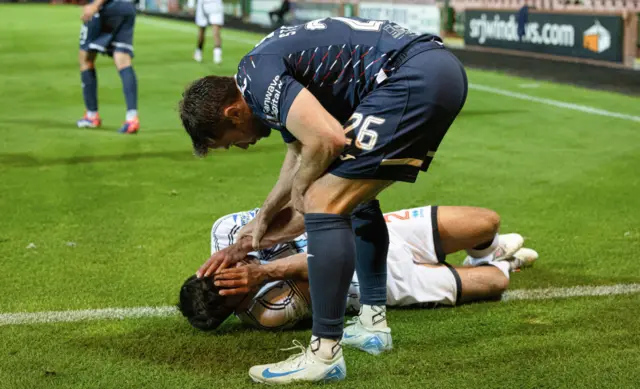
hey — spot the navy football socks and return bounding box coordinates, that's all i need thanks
[118,66,138,112]
[80,69,98,112]
[305,213,355,340]
[351,200,389,306]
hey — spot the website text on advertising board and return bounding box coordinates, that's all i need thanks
[469,14,575,47]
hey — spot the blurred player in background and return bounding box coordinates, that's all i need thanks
[179,203,538,331]
[77,0,139,134]
[193,0,224,64]
[179,17,468,383]
[268,0,290,26]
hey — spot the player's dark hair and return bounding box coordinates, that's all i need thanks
[178,76,239,157]
[178,275,236,331]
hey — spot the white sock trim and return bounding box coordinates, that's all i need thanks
[490,260,511,279]
[126,110,138,121]
[466,234,499,258]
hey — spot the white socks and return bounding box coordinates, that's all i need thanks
[464,234,499,266]
[359,304,388,329]
[466,233,499,258]
[214,47,222,64]
[126,110,138,121]
[490,260,511,278]
[310,336,341,360]
[194,48,202,62]
[86,111,98,119]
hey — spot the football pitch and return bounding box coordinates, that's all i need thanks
[1,4,640,388]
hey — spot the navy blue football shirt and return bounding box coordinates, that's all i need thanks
[235,17,432,143]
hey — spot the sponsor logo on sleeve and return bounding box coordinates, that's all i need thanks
[263,75,283,118]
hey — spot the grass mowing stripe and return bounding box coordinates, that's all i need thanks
[470,83,640,122]
[2,283,639,326]
[137,17,258,45]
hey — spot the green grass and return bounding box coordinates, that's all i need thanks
[1,4,639,388]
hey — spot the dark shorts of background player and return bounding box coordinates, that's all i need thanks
[328,39,468,183]
[79,5,136,58]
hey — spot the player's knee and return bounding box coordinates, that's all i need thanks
[79,52,95,70]
[493,274,510,294]
[478,208,500,237]
[113,52,132,70]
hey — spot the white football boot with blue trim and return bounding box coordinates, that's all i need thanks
[342,306,393,356]
[249,339,346,385]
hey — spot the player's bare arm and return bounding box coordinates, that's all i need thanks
[240,142,302,249]
[285,89,346,213]
[214,253,308,295]
[81,0,106,22]
[198,205,305,277]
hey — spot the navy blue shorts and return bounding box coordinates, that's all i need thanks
[328,41,468,183]
[79,2,136,57]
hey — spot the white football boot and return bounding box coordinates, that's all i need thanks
[193,49,203,63]
[504,248,539,271]
[463,233,524,266]
[342,306,392,356]
[249,340,346,384]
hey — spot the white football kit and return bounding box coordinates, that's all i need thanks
[195,0,224,27]
[210,206,461,330]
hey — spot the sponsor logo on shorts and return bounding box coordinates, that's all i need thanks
[383,208,425,223]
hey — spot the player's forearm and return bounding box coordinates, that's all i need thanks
[260,144,300,217]
[92,0,107,8]
[294,141,343,198]
[259,253,308,282]
[284,90,345,198]
[257,205,305,247]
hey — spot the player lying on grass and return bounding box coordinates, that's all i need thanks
[179,203,538,333]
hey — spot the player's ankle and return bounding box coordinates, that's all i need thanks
[126,109,138,121]
[310,336,341,361]
[466,233,499,258]
[359,304,388,329]
[86,111,98,119]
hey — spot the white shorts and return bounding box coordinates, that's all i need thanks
[195,0,224,27]
[348,206,461,311]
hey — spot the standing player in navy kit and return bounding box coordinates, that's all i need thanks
[77,0,140,134]
[179,17,469,384]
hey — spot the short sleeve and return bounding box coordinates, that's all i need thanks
[210,209,260,255]
[210,215,238,255]
[236,54,304,141]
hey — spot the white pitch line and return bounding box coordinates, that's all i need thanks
[470,83,640,123]
[1,283,639,326]
[0,306,178,326]
[501,283,640,301]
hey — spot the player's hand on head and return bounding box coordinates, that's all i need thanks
[197,238,254,278]
[196,249,227,278]
[213,263,266,296]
